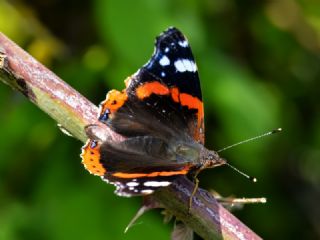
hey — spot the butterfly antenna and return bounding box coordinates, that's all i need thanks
[218,128,282,182]
[225,162,257,183]
[217,128,282,153]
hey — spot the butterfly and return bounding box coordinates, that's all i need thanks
[81,27,225,198]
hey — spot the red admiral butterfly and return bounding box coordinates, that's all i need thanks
[81,27,226,198]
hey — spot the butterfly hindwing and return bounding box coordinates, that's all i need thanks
[82,136,193,197]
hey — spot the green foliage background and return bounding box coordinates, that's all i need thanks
[0,0,319,239]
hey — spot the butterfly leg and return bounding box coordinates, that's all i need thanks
[188,168,202,212]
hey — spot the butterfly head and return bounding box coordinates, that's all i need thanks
[199,148,226,170]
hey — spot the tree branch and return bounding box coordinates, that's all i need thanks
[0,32,262,240]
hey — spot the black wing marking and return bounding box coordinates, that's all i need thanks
[136,27,202,100]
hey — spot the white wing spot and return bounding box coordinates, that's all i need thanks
[143,181,171,187]
[161,72,166,77]
[126,182,139,187]
[174,59,197,72]
[159,55,170,66]
[165,47,169,53]
[141,189,154,194]
[178,40,188,47]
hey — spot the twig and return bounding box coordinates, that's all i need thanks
[0,32,262,240]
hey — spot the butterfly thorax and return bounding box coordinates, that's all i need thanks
[171,141,226,170]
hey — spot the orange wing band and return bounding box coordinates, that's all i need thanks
[112,165,191,179]
[136,82,170,99]
[81,140,106,176]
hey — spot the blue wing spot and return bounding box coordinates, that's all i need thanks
[99,109,110,122]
